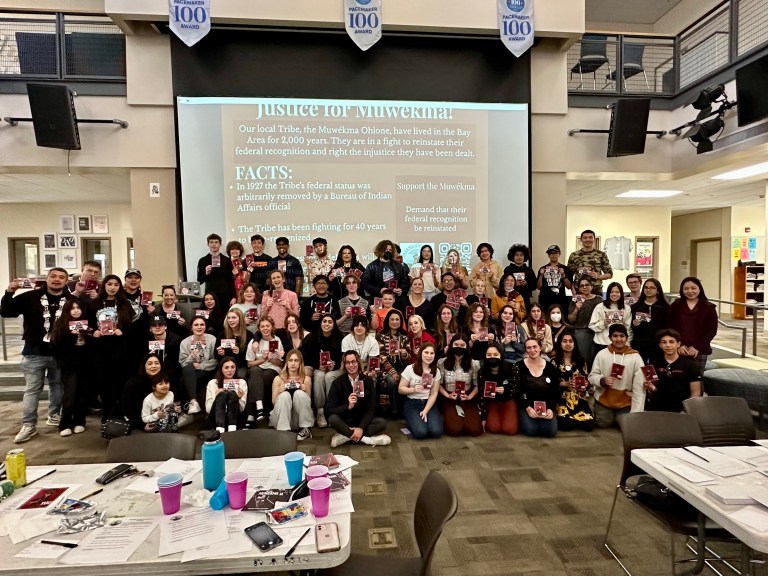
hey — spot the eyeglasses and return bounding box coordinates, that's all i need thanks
[579,283,592,288]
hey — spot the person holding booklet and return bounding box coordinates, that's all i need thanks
[503,244,538,312]
[205,358,248,432]
[490,273,526,324]
[215,309,252,376]
[362,240,408,299]
[245,234,272,293]
[179,316,218,415]
[567,276,602,367]
[398,342,443,439]
[334,273,369,335]
[630,278,670,363]
[147,315,182,389]
[494,304,526,365]
[546,303,570,353]
[645,329,702,412]
[520,303,553,356]
[261,269,300,329]
[326,350,391,448]
[589,281,632,355]
[588,324,646,428]
[437,333,482,437]
[517,338,560,437]
[567,229,613,295]
[304,237,334,296]
[226,240,251,296]
[301,313,344,428]
[552,329,595,432]
[299,274,335,334]
[267,237,304,295]
[329,245,366,298]
[480,343,519,435]
[434,304,461,359]
[270,349,314,441]
[341,315,380,371]
[230,283,261,335]
[375,308,410,417]
[536,245,572,314]
[245,316,285,426]
[431,272,473,326]
[51,298,90,437]
[369,289,400,332]
[124,353,180,430]
[406,314,436,363]
[197,291,225,336]
[399,277,435,331]
[440,248,470,290]
[276,313,310,366]
[409,244,441,300]
[196,233,236,308]
[141,372,184,432]
[466,302,496,361]
[157,285,188,338]
[69,260,102,307]
[470,242,503,298]
[624,273,643,306]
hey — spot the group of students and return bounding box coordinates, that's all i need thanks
[1,229,718,446]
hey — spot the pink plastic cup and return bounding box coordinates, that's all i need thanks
[224,471,249,509]
[157,480,183,515]
[305,465,329,482]
[308,477,332,518]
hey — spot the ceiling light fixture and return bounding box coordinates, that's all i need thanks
[616,190,683,198]
[711,161,768,180]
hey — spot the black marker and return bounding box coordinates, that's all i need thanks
[41,540,78,548]
[284,527,311,559]
[683,446,710,463]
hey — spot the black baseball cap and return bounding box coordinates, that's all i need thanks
[149,315,166,326]
[125,268,142,278]
[312,237,327,246]
[546,245,561,253]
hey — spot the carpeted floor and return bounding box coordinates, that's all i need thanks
[2,400,764,575]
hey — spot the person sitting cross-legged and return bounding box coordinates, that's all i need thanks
[325,350,391,448]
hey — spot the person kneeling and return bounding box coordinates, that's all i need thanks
[326,351,391,448]
[142,372,186,432]
[205,358,247,433]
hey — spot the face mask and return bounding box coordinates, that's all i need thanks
[485,357,501,367]
[452,348,466,356]
[550,312,562,322]
[383,251,393,260]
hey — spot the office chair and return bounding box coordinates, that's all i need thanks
[219,429,297,458]
[105,433,198,463]
[683,396,756,446]
[606,44,650,91]
[570,35,611,90]
[605,412,736,575]
[320,470,458,576]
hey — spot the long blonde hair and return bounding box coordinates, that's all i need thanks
[281,348,306,380]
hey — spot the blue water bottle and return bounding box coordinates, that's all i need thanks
[200,430,225,490]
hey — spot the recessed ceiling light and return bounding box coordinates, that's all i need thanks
[711,162,768,180]
[616,190,683,198]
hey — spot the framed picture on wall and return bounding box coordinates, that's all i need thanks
[44,253,57,269]
[43,234,57,249]
[92,215,109,234]
[59,249,77,269]
[60,215,75,234]
[59,234,77,248]
[77,215,92,233]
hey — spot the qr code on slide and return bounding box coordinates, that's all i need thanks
[437,243,473,267]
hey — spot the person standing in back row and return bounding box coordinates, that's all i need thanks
[567,230,613,296]
[197,233,235,308]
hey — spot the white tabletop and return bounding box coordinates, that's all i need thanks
[0,459,351,575]
[632,447,768,553]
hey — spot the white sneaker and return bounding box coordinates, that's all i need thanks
[316,412,328,428]
[227,424,237,432]
[186,400,202,414]
[46,414,60,426]
[215,426,225,433]
[73,425,86,434]
[297,427,312,442]
[370,434,392,446]
[60,428,73,437]
[177,414,193,428]
[14,424,37,443]
[330,433,350,448]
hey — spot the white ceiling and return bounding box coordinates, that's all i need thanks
[0,171,130,204]
[586,0,685,25]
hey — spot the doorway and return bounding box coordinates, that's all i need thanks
[8,237,39,280]
[81,238,112,276]
[691,238,722,311]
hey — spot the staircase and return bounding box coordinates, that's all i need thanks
[0,362,29,402]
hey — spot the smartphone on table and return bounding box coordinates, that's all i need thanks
[315,522,341,553]
[245,521,284,552]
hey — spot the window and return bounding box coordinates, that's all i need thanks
[8,237,39,279]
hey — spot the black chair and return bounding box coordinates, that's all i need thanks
[570,35,610,90]
[105,434,198,463]
[606,43,649,91]
[604,412,736,575]
[219,429,297,458]
[320,470,458,576]
[683,396,756,446]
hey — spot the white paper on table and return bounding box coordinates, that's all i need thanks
[729,506,768,533]
[59,517,158,565]
[746,485,768,510]
[158,507,228,556]
[660,461,714,484]
[712,446,768,468]
[180,509,255,562]
[24,468,57,485]
[263,526,316,556]
[752,440,768,448]
[235,461,281,491]
[668,448,754,477]
[6,511,61,544]
[126,458,202,494]
[14,540,80,559]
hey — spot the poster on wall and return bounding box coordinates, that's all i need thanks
[43,234,56,249]
[93,215,109,234]
[59,215,75,233]
[344,0,382,51]
[77,215,92,233]
[44,253,57,269]
[59,235,77,248]
[59,249,77,269]
[169,0,211,47]
[498,0,535,57]
[635,241,653,267]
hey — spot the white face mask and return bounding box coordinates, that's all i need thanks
[550,312,562,323]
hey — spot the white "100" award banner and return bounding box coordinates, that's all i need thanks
[498,0,534,57]
[344,0,382,51]
[170,0,211,47]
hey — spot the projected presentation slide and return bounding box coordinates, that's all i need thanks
[178,97,528,280]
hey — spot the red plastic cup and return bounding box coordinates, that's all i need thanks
[224,471,248,509]
[308,477,332,518]
[305,465,329,482]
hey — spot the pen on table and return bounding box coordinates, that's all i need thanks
[40,540,78,548]
[24,469,56,487]
[284,527,311,559]
[154,481,192,493]
[80,488,103,500]
[683,446,710,463]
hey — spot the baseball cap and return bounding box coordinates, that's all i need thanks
[546,245,561,253]
[125,268,142,278]
[149,315,166,326]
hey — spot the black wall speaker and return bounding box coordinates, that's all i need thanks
[27,83,81,150]
[607,98,650,157]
